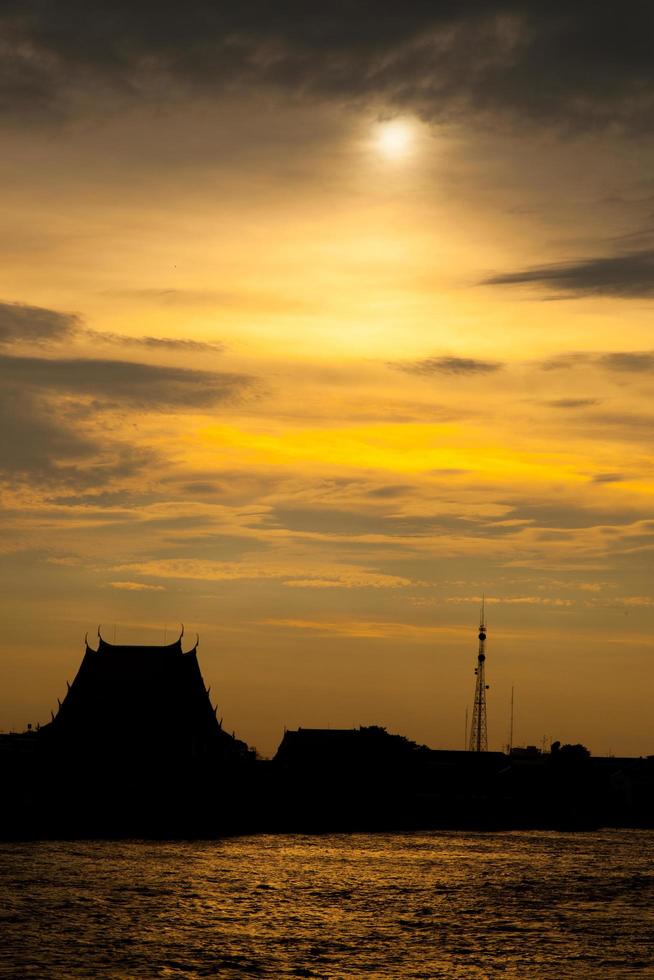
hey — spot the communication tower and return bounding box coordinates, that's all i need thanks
[468,599,489,752]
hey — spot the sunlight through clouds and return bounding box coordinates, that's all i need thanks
[1,4,653,755]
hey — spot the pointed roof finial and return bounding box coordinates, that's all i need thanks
[97,624,102,639]
[178,623,184,642]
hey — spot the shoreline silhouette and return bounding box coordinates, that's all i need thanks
[2,635,653,839]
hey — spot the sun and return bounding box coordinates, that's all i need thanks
[374,120,414,159]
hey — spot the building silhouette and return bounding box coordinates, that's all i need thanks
[1,633,653,837]
[41,631,249,765]
[1,632,255,837]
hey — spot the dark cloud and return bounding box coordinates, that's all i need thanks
[149,533,270,560]
[90,330,225,353]
[262,506,430,537]
[591,473,625,483]
[589,411,654,432]
[48,489,159,507]
[0,352,255,408]
[539,351,654,374]
[0,387,92,475]
[123,335,224,353]
[394,355,502,376]
[539,353,590,371]
[0,383,159,483]
[0,350,255,479]
[367,484,412,499]
[0,300,79,345]
[598,351,654,372]
[178,481,224,496]
[0,299,225,353]
[48,445,159,491]
[264,506,521,539]
[484,250,654,298]
[547,398,599,409]
[2,3,654,131]
[161,468,281,507]
[502,503,645,530]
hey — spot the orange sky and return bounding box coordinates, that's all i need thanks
[1,7,653,756]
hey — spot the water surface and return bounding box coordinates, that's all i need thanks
[2,830,653,978]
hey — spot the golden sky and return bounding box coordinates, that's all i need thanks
[1,5,653,755]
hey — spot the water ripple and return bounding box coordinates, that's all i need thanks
[1,830,653,979]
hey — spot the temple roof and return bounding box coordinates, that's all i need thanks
[43,634,247,761]
[90,633,193,660]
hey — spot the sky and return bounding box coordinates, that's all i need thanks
[1,2,653,757]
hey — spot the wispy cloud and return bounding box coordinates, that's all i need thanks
[598,351,654,372]
[0,353,255,408]
[591,473,625,484]
[484,249,654,298]
[114,558,423,590]
[262,618,463,640]
[392,356,503,376]
[445,595,575,607]
[108,581,166,591]
[547,398,599,409]
[0,297,226,355]
[539,350,654,374]
[88,330,225,353]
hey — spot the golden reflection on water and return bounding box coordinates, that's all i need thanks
[2,830,653,979]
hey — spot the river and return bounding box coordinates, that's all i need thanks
[2,830,653,978]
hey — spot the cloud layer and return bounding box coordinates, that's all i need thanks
[3,3,654,131]
[0,299,255,480]
[2,8,654,757]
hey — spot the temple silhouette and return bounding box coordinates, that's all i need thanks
[1,633,654,837]
[2,632,255,837]
[42,630,249,765]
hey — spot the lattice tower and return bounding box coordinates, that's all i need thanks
[468,600,489,752]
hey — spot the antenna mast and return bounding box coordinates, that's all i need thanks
[507,685,514,755]
[468,597,489,752]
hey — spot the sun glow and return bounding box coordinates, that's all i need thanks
[374,119,414,159]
